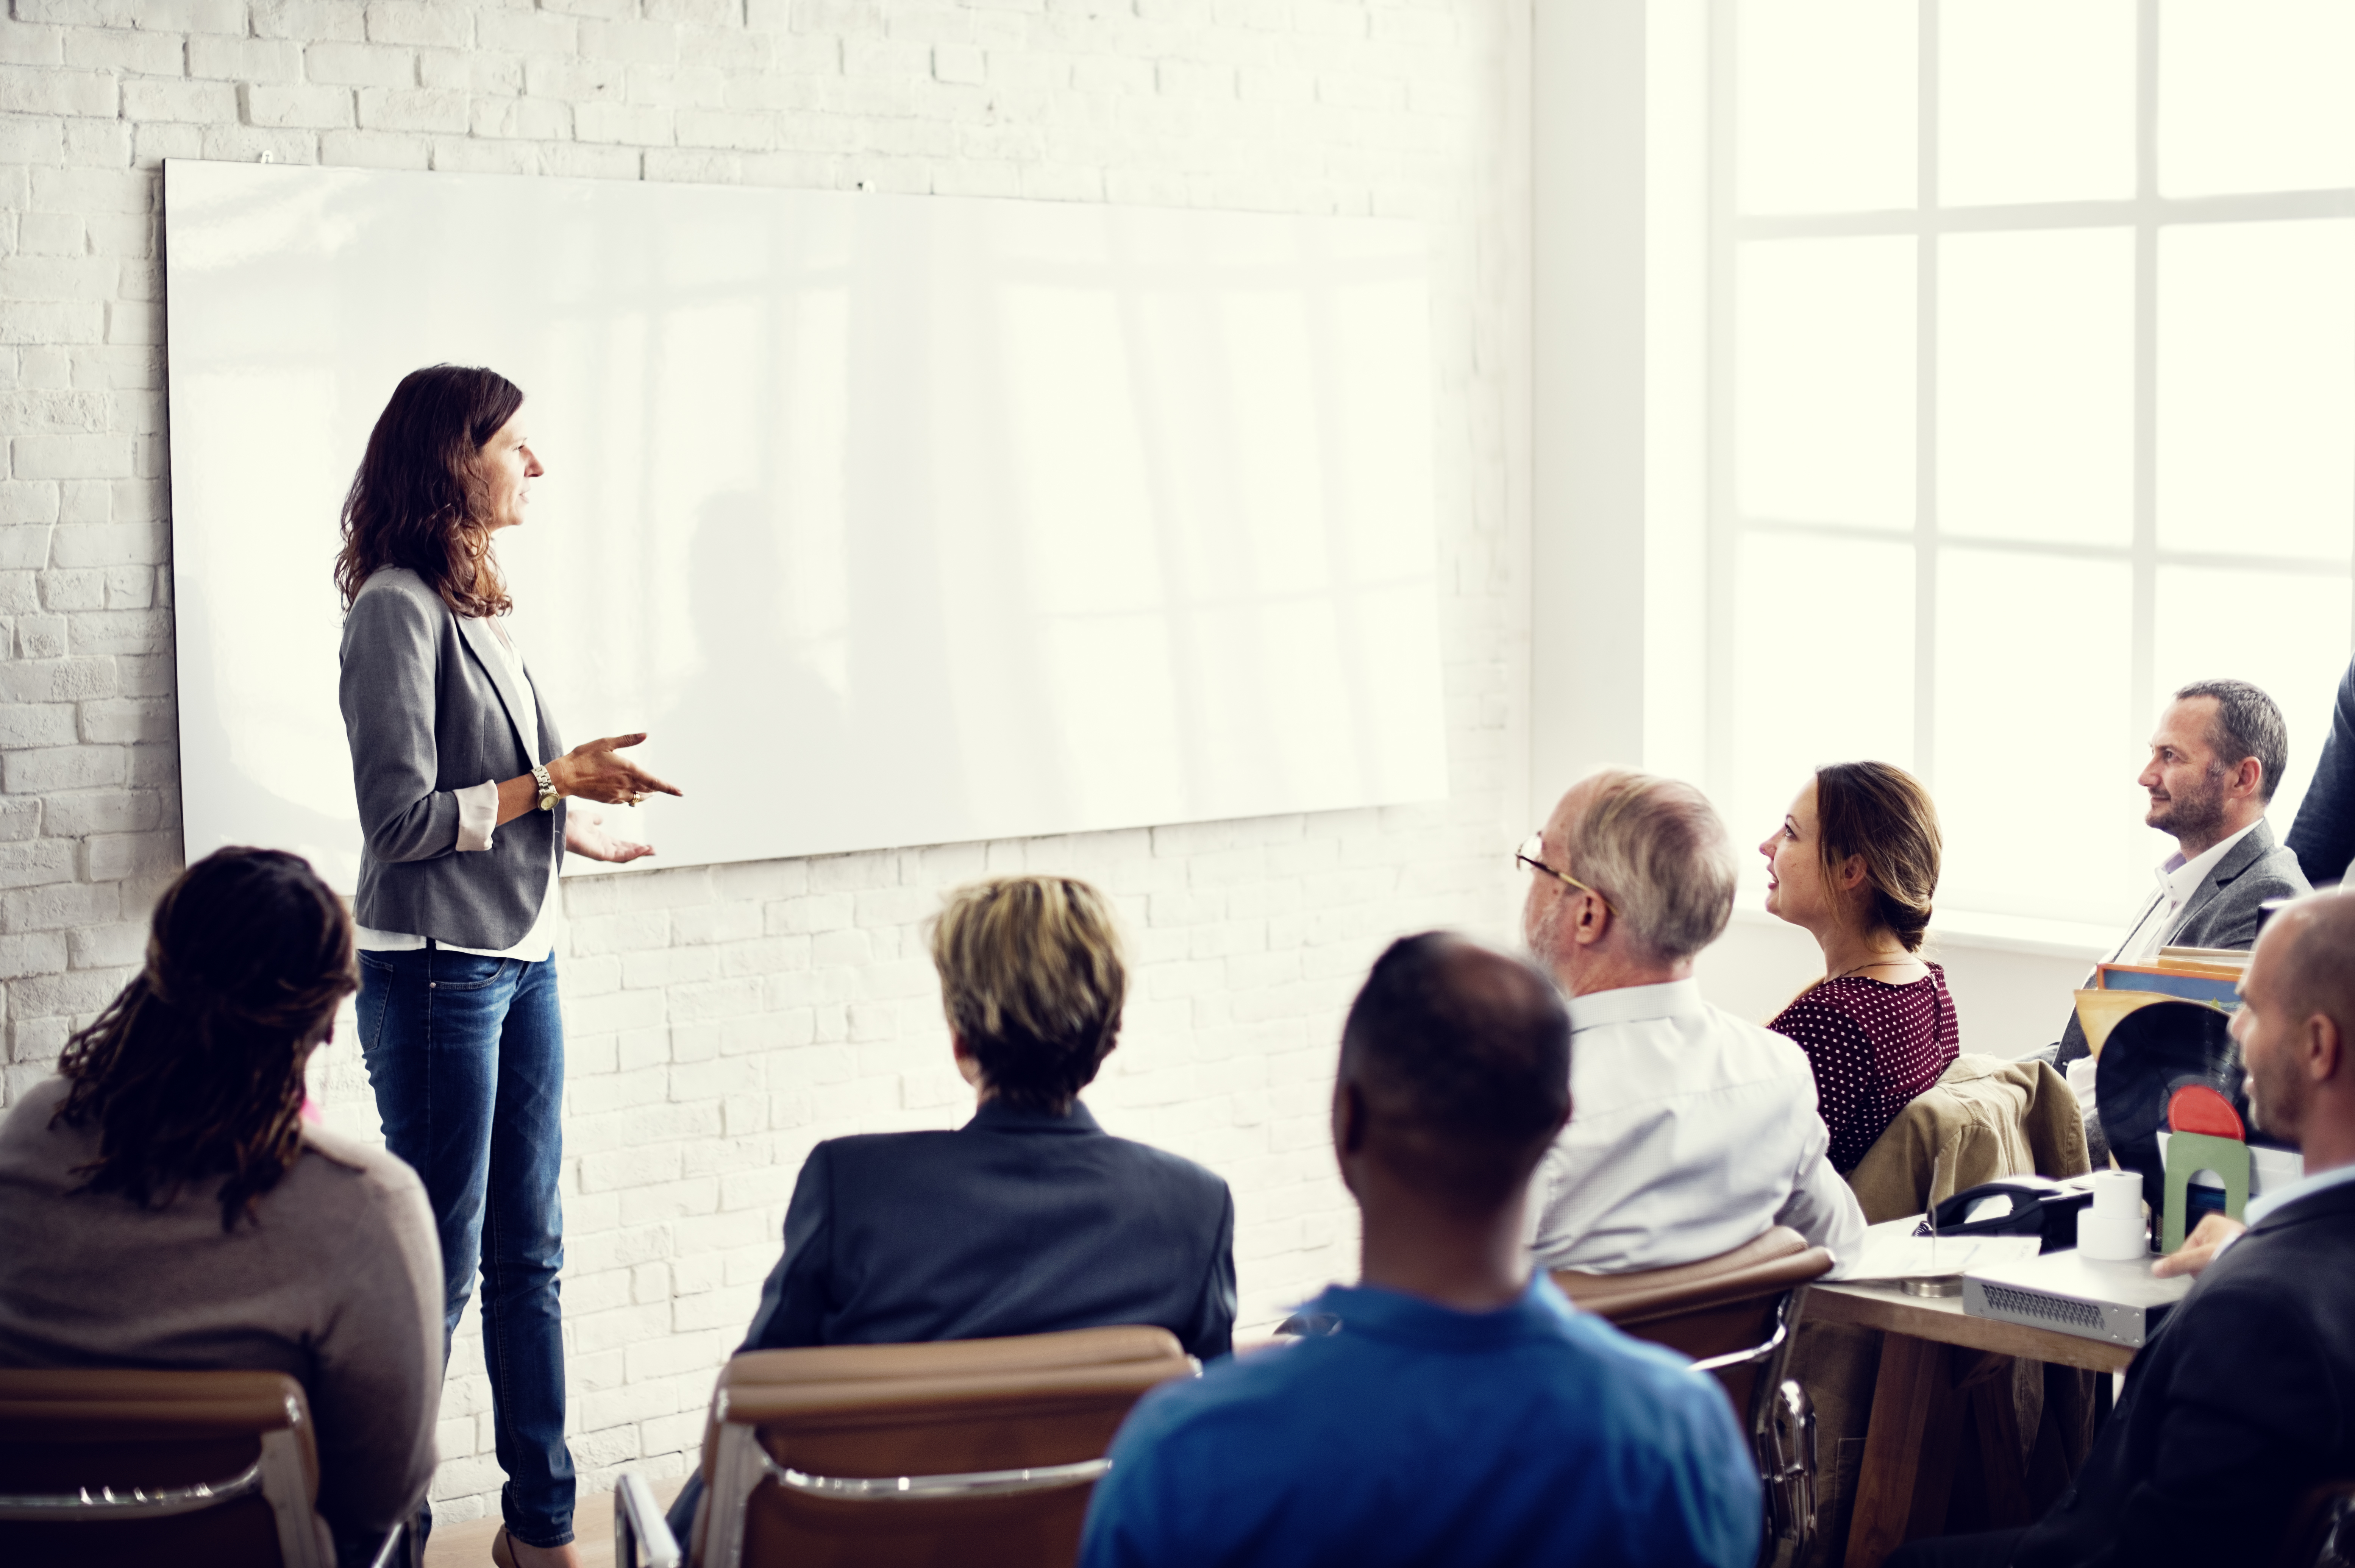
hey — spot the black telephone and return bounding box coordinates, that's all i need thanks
[1910,1175,2094,1254]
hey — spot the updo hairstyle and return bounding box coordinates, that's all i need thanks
[1813,761,1942,953]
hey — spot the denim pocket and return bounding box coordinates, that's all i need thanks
[429,952,511,992]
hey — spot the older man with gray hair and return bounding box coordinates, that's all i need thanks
[1520,768,1865,1275]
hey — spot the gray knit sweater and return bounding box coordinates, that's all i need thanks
[0,1075,443,1544]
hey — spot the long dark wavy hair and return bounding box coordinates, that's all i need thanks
[333,364,524,618]
[52,847,359,1231]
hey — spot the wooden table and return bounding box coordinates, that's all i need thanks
[1808,1282,2135,1568]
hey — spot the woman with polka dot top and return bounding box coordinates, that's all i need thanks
[1760,761,1958,1175]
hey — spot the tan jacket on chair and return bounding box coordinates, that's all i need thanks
[1787,1055,2098,1568]
[1846,1053,2091,1224]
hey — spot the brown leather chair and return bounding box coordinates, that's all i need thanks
[652,1325,1197,1568]
[1556,1226,1836,1559]
[0,1367,360,1568]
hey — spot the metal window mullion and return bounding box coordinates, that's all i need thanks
[1704,0,1740,804]
[2131,0,2160,740]
[1913,0,1940,787]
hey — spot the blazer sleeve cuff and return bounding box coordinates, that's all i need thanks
[454,779,500,852]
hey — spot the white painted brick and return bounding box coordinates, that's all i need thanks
[122,78,241,123]
[0,65,115,116]
[304,41,418,87]
[61,25,183,75]
[354,87,468,134]
[364,1,471,49]
[186,35,304,80]
[244,82,355,129]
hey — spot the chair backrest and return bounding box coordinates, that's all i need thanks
[695,1325,1197,1568]
[1553,1226,1832,1420]
[0,1367,328,1568]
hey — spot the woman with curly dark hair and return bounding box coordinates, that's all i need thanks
[336,365,681,1568]
[0,846,442,1565]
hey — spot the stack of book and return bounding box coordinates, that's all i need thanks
[2094,945,2247,1011]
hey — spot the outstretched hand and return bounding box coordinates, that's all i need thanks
[2152,1212,2246,1279]
[548,732,683,808]
[565,807,654,865]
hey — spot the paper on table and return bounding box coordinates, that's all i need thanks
[1847,1217,2044,1282]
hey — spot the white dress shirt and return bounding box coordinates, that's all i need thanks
[354,617,559,963]
[1525,978,1867,1278]
[2107,820,2262,965]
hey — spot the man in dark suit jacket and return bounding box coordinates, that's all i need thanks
[2053,680,2310,1077]
[1896,889,2355,1568]
[2288,654,2355,888]
[667,875,1235,1546]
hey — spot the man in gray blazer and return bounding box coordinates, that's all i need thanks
[2052,679,2311,1079]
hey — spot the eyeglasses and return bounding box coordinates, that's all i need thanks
[1515,832,1615,913]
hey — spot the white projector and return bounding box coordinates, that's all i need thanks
[1962,1250,2194,1348]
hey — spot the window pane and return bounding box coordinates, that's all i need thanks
[1935,552,2142,925]
[1736,237,1915,531]
[2153,566,2352,839]
[1939,229,2133,547]
[2159,0,2355,197]
[2157,220,2355,561]
[1730,530,1915,886]
[1737,0,1916,214]
[1941,0,2134,206]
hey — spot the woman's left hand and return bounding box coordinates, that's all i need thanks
[565,807,655,864]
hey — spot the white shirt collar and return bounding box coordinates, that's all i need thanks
[2244,1156,2355,1228]
[1563,977,1705,1033]
[2155,819,2260,905]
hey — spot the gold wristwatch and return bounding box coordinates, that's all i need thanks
[531,762,560,813]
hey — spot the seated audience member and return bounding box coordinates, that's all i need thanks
[0,848,442,1566]
[1520,768,1866,1273]
[1078,933,1761,1568]
[667,874,1235,1545]
[1891,889,2355,1568]
[1760,761,1959,1173]
[2288,652,2355,886]
[2050,680,2310,1124]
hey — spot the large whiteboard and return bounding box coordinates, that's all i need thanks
[164,160,1446,885]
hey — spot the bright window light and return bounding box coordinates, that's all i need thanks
[1713,3,2355,931]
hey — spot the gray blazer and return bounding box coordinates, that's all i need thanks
[2053,817,2310,1067]
[339,567,566,950]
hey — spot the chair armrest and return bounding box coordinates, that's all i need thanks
[363,1521,409,1568]
[614,1471,681,1568]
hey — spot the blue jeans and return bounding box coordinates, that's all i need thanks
[359,946,576,1549]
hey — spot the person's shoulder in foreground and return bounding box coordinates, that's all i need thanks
[1079,1275,1759,1568]
[1081,925,1761,1568]
[1893,887,2355,1568]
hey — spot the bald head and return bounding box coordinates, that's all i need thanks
[1338,933,1572,1216]
[2234,891,2355,1151]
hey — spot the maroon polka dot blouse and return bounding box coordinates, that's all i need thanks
[1769,963,1960,1175]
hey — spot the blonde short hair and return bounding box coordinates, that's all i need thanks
[928,875,1126,1112]
[1563,769,1737,962]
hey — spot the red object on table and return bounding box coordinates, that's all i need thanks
[2166,1084,2244,1140]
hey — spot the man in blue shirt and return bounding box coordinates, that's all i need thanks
[1077,932,1762,1568]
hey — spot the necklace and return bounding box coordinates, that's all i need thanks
[1830,954,1922,982]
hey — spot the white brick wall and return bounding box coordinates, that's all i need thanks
[0,0,1526,1520]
